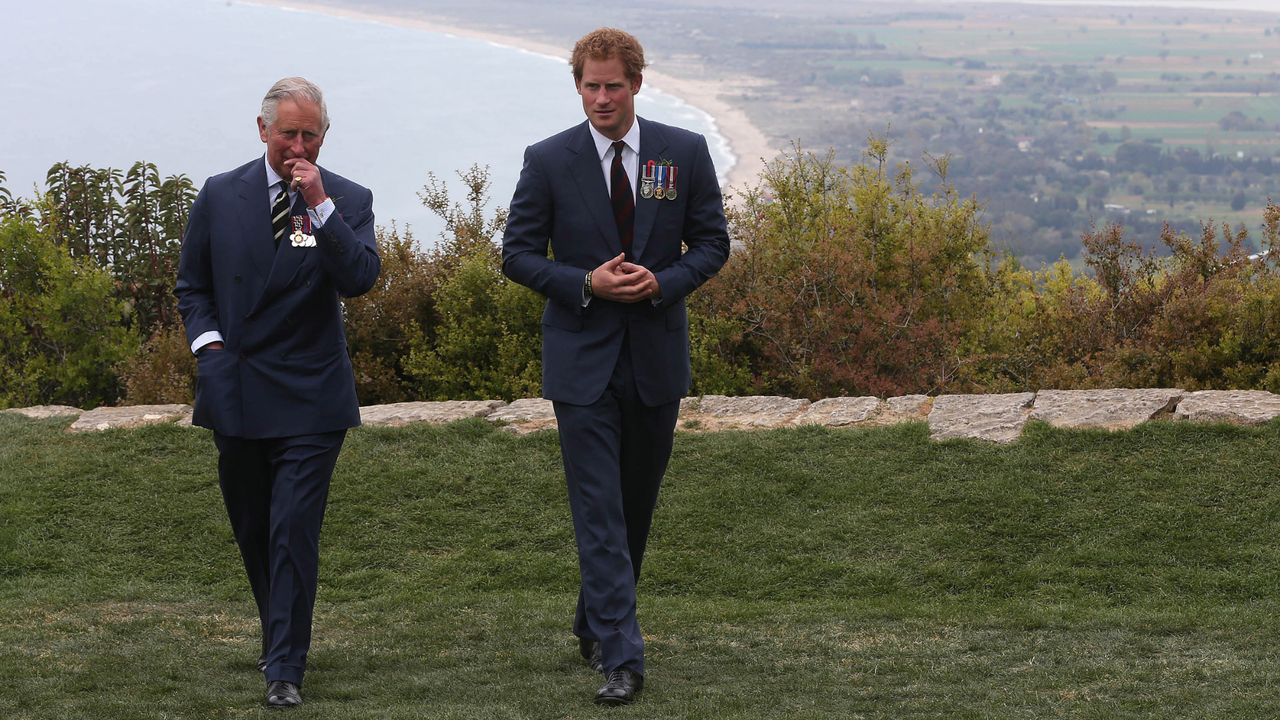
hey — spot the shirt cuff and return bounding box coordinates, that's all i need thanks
[191,331,224,355]
[308,197,336,228]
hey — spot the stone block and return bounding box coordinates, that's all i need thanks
[793,397,883,427]
[928,393,1035,444]
[487,398,558,434]
[1029,388,1183,430]
[360,400,507,427]
[684,395,809,429]
[68,404,193,433]
[1173,390,1280,425]
[487,398,555,423]
[1,405,85,419]
[882,395,932,423]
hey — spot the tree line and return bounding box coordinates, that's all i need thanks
[2,138,1279,411]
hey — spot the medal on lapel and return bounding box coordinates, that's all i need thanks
[666,166,678,201]
[290,215,316,248]
[641,161,655,200]
[654,165,666,200]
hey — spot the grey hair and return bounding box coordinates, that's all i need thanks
[260,77,329,129]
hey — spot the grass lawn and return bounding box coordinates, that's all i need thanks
[4,414,1280,718]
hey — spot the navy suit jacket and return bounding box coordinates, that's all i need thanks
[502,118,730,407]
[174,157,380,439]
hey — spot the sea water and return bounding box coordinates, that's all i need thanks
[0,0,734,242]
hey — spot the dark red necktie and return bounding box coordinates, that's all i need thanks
[609,140,635,261]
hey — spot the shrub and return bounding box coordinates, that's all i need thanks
[402,248,542,401]
[342,223,441,405]
[400,166,543,402]
[40,162,196,337]
[697,137,994,399]
[0,217,137,408]
[116,325,195,405]
[965,202,1280,392]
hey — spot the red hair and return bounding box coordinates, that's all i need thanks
[571,28,647,83]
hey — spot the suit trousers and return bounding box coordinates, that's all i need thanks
[553,331,681,677]
[213,429,346,687]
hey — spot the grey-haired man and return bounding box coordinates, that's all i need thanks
[175,77,380,708]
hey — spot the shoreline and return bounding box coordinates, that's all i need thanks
[233,0,776,192]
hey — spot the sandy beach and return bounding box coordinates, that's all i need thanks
[235,0,776,192]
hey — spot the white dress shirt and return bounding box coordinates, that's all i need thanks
[189,158,338,354]
[588,120,640,201]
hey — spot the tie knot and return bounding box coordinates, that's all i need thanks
[612,141,627,157]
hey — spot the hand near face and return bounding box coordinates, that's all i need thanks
[283,158,327,208]
[592,254,661,303]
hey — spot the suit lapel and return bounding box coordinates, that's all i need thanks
[632,118,668,263]
[235,159,275,280]
[259,190,309,304]
[566,122,623,258]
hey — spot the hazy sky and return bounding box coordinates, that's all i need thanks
[747,0,1280,12]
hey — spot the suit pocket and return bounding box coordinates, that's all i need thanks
[195,349,242,434]
[664,300,687,331]
[542,300,583,333]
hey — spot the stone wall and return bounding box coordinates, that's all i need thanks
[7,389,1280,442]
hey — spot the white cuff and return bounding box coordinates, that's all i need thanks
[307,197,336,228]
[191,330,224,354]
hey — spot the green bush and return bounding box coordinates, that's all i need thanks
[403,248,542,401]
[5,154,1279,409]
[696,137,994,398]
[0,217,137,408]
[401,166,542,401]
[343,223,442,405]
[963,205,1280,392]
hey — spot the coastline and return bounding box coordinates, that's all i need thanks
[233,0,776,192]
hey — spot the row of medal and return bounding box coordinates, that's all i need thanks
[641,161,678,201]
[290,215,316,248]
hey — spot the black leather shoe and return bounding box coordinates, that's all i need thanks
[594,666,643,706]
[265,680,302,708]
[578,637,603,673]
[257,636,268,673]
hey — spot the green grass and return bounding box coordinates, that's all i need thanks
[5,414,1280,717]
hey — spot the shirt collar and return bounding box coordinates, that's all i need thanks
[264,156,287,191]
[587,118,640,161]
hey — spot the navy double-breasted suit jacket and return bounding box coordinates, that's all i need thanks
[175,157,380,439]
[502,118,731,406]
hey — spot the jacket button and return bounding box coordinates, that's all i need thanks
[285,316,292,325]
[281,353,289,361]
[234,275,242,283]
[245,316,253,323]
[305,280,311,288]
[239,352,246,359]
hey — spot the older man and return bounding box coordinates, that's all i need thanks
[502,28,730,706]
[174,77,379,708]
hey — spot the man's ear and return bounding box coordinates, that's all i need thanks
[257,116,269,143]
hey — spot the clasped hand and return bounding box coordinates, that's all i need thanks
[592,254,661,303]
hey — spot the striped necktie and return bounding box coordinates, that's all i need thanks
[270,182,290,250]
[609,141,634,261]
